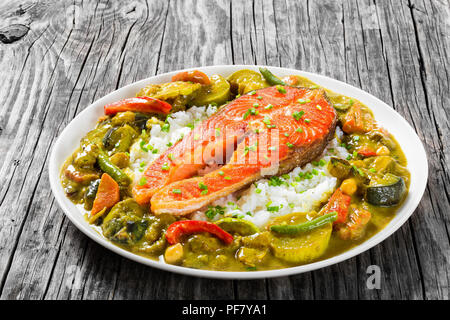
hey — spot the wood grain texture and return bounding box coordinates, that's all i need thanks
[0,0,448,300]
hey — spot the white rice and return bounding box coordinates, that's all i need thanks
[129,105,217,183]
[129,107,349,227]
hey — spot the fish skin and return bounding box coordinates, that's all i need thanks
[147,86,337,215]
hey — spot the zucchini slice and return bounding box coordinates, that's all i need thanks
[227,69,269,94]
[192,75,231,106]
[215,218,259,236]
[269,212,332,263]
[365,174,406,206]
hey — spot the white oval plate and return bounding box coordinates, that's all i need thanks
[49,65,428,279]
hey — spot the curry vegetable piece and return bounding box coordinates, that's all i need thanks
[335,205,371,240]
[270,212,333,263]
[165,220,233,245]
[84,178,100,210]
[270,212,337,235]
[192,74,231,107]
[171,70,211,85]
[103,125,137,154]
[104,96,172,116]
[102,199,146,243]
[259,67,287,86]
[164,243,184,264]
[365,174,406,206]
[319,188,351,224]
[97,151,131,186]
[215,218,259,236]
[91,173,120,216]
[137,81,202,112]
[227,69,269,94]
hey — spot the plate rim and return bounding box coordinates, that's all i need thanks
[49,64,428,280]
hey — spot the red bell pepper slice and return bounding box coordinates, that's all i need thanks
[357,146,377,157]
[171,70,211,85]
[320,188,351,225]
[166,220,233,245]
[104,96,172,116]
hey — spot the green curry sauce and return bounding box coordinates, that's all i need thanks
[60,69,410,271]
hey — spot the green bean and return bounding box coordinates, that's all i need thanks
[259,67,287,86]
[97,151,131,186]
[270,212,338,235]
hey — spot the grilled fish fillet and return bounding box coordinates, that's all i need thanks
[133,86,337,215]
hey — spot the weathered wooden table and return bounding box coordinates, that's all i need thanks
[0,0,448,300]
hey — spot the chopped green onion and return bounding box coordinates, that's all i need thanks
[161,163,169,171]
[139,177,147,186]
[140,140,149,152]
[276,85,286,94]
[292,110,305,120]
[161,123,170,132]
[298,98,311,104]
[267,206,280,212]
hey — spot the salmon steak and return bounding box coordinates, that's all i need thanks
[132,86,337,215]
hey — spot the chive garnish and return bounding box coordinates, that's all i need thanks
[276,85,286,94]
[139,177,147,186]
[292,110,305,120]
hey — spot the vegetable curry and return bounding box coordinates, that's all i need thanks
[60,68,410,271]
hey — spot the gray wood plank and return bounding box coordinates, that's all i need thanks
[406,0,450,299]
[0,0,171,299]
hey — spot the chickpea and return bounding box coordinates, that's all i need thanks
[376,146,390,156]
[341,178,357,196]
[164,243,184,264]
